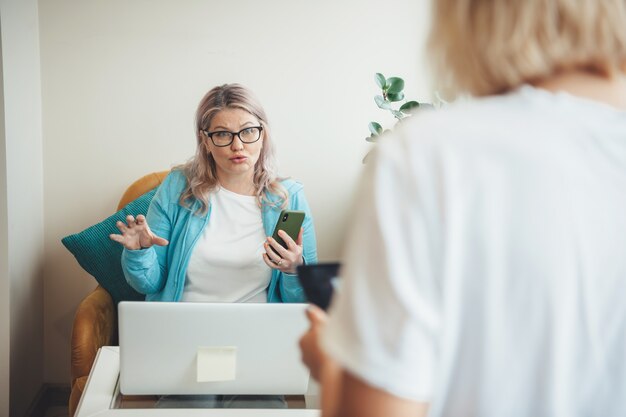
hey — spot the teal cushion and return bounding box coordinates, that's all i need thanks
[61,188,157,304]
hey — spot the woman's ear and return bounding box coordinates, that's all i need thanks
[201,135,212,155]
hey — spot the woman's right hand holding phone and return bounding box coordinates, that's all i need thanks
[263,227,304,274]
[109,214,169,250]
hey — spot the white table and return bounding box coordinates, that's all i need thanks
[76,346,321,416]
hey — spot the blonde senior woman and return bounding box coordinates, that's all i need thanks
[300,1,626,417]
[111,83,318,408]
[111,83,317,303]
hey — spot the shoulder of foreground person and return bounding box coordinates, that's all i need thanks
[377,89,562,159]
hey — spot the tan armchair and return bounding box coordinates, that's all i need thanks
[69,170,169,416]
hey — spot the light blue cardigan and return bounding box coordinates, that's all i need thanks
[121,170,318,302]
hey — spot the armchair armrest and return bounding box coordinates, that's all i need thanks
[70,285,116,415]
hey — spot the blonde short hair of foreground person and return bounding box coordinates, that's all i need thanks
[429,0,626,96]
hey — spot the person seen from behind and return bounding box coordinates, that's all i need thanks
[300,1,626,416]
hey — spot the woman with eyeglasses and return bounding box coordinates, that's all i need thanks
[109,83,317,408]
[110,84,316,297]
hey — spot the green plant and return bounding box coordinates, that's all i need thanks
[366,73,430,143]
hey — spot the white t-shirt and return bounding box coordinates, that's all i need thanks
[323,86,626,417]
[182,187,270,303]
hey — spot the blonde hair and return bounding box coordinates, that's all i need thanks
[429,0,626,96]
[178,83,287,214]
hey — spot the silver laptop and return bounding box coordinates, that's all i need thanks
[118,301,310,395]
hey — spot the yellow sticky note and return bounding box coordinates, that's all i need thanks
[197,346,237,382]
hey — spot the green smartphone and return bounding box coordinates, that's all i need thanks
[272,210,305,249]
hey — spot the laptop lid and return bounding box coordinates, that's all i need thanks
[118,302,310,395]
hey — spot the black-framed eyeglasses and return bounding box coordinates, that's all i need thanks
[202,126,263,147]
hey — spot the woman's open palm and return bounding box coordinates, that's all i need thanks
[109,214,168,250]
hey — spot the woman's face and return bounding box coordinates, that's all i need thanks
[204,107,264,184]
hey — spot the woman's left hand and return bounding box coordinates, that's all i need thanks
[263,227,304,274]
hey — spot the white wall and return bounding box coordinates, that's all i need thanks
[0,0,44,414]
[39,0,432,383]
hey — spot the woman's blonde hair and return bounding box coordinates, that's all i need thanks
[429,0,626,96]
[178,83,287,214]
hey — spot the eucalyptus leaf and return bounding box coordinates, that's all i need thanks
[387,92,405,102]
[368,121,383,136]
[374,95,392,109]
[375,73,386,89]
[385,77,405,94]
[399,101,420,112]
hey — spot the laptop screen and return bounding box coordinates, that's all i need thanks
[118,302,310,395]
